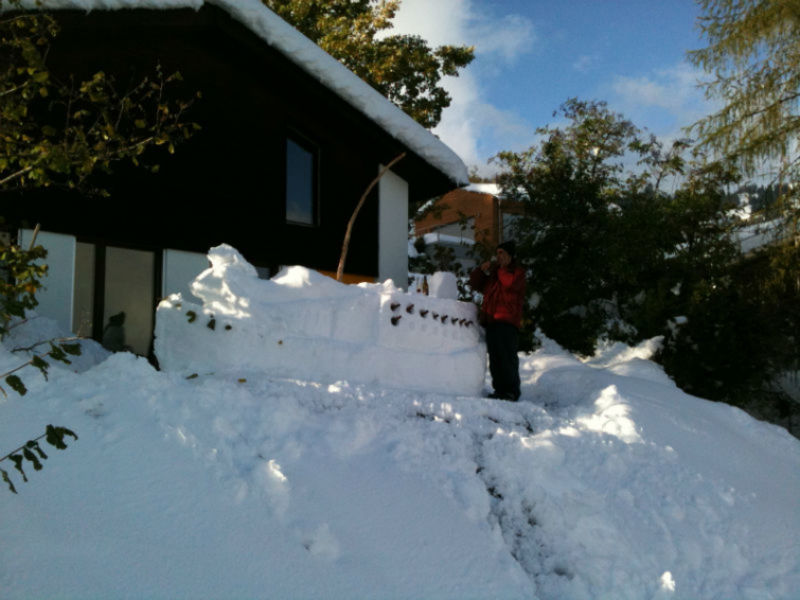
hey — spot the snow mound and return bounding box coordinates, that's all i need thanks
[585,337,674,385]
[429,271,460,300]
[155,244,485,395]
[1,315,110,374]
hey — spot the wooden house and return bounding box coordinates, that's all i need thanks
[413,183,523,268]
[7,0,468,356]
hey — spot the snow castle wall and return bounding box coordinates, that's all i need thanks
[154,245,486,396]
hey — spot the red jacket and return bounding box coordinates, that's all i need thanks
[469,263,526,328]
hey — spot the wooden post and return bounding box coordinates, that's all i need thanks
[27,223,41,250]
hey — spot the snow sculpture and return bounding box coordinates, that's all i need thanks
[155,245,486,396]
[429,271,459,300]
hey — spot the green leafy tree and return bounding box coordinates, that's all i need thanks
[262,0,474,128]
[493,99,738,356]
[494,99,655,353]
[409,235,464,276]
[1,4,198,194]
[0,235,47,336]
[495,97,798,431]
[1,425,77,493]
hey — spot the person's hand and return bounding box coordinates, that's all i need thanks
[496,247,512,268]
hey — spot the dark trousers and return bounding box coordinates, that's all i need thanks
[485,321,520,400]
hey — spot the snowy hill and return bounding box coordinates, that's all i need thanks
[1,250,799,600]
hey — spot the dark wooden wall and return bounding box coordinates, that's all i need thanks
[11,5,454,277]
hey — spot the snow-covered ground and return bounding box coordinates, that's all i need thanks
[1,249,799,600]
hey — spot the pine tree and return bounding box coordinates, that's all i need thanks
[687,0,799,243]
[687,0,799,423]
[262,0,474,128]
[687,0,799,175]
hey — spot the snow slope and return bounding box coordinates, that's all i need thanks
[1,252,799,599]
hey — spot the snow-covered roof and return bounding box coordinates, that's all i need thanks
[465,182,501,195]
[421,231,475,246]
[18,0,469,185]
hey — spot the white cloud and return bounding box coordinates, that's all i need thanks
[388,0,536,176]
[468,13,535,61]
[610,63,714,137]
[433,73,536,175]
[573,54,599,73]
[389,0,534,59]
[613,73,683,112]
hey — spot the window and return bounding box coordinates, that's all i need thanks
[502,212,521,242]
[101,246,155,356]
[73,242,157,357]
[285,136,318,225]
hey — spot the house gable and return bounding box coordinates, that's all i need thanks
[6,2,469,356]
[415,185,524,251]
[10,4,464,275]
[416,189,499,249]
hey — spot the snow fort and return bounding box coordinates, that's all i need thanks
[154,245,486,396]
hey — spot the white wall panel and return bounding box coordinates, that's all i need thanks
[163,249,209,301]
[18,229,76,333]
[378,168,409,289]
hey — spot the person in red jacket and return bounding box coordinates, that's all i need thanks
[469,240,526,401]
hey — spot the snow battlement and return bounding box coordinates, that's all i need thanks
[154,245,486,395]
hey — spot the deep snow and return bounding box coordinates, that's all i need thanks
[1,248,799,600]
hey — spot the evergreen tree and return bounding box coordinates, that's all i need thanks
[687,0,799,246]
[262,0,474,128]
[688,0,799,178]
[687,0,800,422]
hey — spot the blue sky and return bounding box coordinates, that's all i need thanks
[390,0,713,175]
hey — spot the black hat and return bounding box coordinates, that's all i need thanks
[497,240,516,258]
